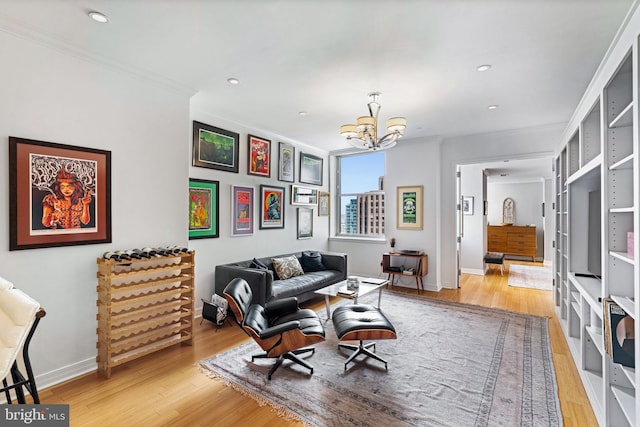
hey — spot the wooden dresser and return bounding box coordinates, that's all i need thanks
[487,225,536,261]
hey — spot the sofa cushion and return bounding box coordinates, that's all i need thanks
[300,251,326,272]
[272,255,305,280]
[250,258,269,270]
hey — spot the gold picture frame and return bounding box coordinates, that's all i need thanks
[397,185,423,230]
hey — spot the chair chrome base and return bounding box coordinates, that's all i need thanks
[339,341,388,371]
[252,347,316,380]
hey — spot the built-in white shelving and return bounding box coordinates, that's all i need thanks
[554,32,639,425]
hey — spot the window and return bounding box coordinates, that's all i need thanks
[336,151,385,236]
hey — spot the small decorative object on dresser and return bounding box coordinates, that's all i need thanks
[502,197,515,225]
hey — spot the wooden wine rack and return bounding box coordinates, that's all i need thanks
[96,251,195,378]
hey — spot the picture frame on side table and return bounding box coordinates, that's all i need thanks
[231,185,254,237]
[463,196,474,215]
[192,121,239,173]
[278,141,295,182]
[9,136,112,251]
[248,134,271,177]
[299,152,323,186]
[397,185,423,230]
[318,191,330,216]
[297,208,313,239]
[260,184,285,229]
[189,178,219,240]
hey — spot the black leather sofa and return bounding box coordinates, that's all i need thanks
[214,251,347,306]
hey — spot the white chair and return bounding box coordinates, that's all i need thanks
[0,276,45,404]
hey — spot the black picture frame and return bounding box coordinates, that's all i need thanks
[188,178,220,240]
[192,121,239,173]
[9,136,112,250]
[299,152,323,186]
[259,184,285,229]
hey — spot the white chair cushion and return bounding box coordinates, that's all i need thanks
[0,278,40,380]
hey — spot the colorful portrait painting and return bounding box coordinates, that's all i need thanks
[9,137,111,250]
[31,154,98,235]
[231,185,254,236]
[248,135,271,177]
[260,185,284,229]
[188,178,219,239]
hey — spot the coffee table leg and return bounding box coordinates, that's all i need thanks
[325,295,331,320]
[377,288,382,308]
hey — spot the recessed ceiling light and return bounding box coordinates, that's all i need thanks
[88,11,109,23]
[298,111,309,116]
[227,77,239,85]
[477,64,492,72]
[488,105,499,110]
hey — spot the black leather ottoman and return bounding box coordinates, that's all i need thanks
[332,304,397,370]
[484,252,505,275]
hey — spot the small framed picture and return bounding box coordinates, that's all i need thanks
[248,134,271,177]
[9,136,112,250]
[318,191,330,216]
[299,152,323,186]
[189,178,220,240]
[297,208,313,239]
[397,185,423,230]
[463,196,474,215]
[278,142,295,182]
[260,184,285,229]
[291,185,318,206]
[192,121,239,173]
[231,185,254,237]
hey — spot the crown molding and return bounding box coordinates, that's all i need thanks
[0,15,196,97]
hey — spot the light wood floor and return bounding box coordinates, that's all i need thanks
[37,260,596,426]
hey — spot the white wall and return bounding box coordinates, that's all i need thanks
[0,31,191,386]
[329,137,442,291]
[487,181,544,260]
[460,164,486,274]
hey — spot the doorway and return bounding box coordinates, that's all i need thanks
[456,156,554,282]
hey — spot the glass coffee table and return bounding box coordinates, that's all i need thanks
[314,276,389,320]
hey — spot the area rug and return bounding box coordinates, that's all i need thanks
[508,264,553,290]
[200,291,562,426]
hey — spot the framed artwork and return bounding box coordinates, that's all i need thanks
[297,208,313,239]
[291,184,318,206]
[260,184,285,229]
[9,136,112,251]
[248,134,271,177]
[192,121,239,173]
[188,178,219,240]
[231,185,254,237]
[299,152,323,186]
[463,196,474,215]
[278,142,295,182]
[396,185,423,230]
[318,191,330,216]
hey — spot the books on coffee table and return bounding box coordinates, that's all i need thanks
[337,288,357,297]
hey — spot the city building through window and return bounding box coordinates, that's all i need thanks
[337,152,385,236]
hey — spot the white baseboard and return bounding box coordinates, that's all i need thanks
[461,268,485,276]
[37,357,97,391]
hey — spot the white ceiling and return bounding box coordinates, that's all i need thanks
[0,0,634,156]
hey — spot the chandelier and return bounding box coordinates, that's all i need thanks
[339,92,406,151]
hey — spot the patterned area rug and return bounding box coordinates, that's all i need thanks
[200,291,562,426]
[508,264,553,290]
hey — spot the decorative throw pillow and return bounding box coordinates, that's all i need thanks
[300,251,326,272]
[249,258,268,270]
[272,255,305,280]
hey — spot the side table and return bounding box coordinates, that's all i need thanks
[382,252,428,291]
